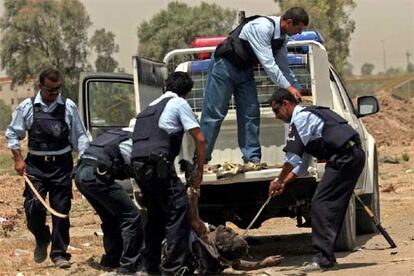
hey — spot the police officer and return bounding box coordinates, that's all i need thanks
[200,7,308,168]
[131,71,205,275]
[268,88,365,272]
[74,128,143,274]
[5,67,89,268]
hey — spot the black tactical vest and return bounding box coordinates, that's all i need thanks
[214,16,286,69]
[28,97,70,151]
[84,128,131,169]
[284,106,359,160]
[131,97,184,162]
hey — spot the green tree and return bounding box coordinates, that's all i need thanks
[0,99,12,130]
[137,2,236,62]
[89,28,119,72]
[274,0,356,76]
[361,63,375,75]
[0,0,92,102]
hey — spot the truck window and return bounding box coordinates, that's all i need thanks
[87,81,135,137]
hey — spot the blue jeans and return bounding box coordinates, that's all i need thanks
[200,55,261,163]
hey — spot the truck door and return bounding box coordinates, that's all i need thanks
[132,56,168,113]
[78,73,135,139]
[307,42,333,107]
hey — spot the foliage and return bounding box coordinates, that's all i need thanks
[361,63,375,75]
[386,67,404,75]
[137,2,236,61]
[89,28,119,72]
[88,82,135,130]
[274,0,356,76]
[402,152,409,162]
[0,0,92,103]
[0,100,12,130]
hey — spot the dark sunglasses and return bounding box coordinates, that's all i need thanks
[41,84,62,94]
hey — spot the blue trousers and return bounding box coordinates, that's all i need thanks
[24,152,73,262]
[200,55,261,163]
[74,161,143,273]
[311,146,365,267]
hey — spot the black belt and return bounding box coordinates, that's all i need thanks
[28,152,71,162]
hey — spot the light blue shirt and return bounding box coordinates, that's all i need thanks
[239,16,301,90]
[149,91,200,134]
[119,138,133,165]
[284,105,324,176]
[5,91,89,156]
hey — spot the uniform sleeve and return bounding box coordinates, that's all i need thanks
[274,41,302,90]
[5,99,32,150]
[291,152,311,176]
[178,100,200,131]
[284,110,324,176]
[239,18,291,88]
[66,99,90,156]
[119,138,132,165]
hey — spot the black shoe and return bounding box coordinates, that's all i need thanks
[33,237,51,263]
[99,259,120,269]
[53,258,71,269]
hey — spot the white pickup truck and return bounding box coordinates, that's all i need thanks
[78,31,380,251]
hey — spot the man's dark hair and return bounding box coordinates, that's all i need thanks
[269,88,299,105]
[165,71,194,97]
[39,67,62,85]
[215,225,248,261]
[282,7,309,26]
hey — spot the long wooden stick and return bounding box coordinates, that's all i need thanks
[23,175,69,219]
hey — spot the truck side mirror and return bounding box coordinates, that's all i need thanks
[357,96,380,118]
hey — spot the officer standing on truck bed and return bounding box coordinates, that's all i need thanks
[73,128,143,274]
[267,88,365,272]
[5,67,89,269]
[131,71,205,275]
[200,7,308,169]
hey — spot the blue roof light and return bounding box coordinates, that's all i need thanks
[289,31,325,44]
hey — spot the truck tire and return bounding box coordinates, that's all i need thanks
[356,148,380,234]
[335,194,356,251]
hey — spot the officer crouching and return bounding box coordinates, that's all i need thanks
[131,72,205,275]
[73,128,143,275]
[268,88,365,272]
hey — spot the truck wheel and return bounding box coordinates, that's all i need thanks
[356,148,380,234]
[335,194,356,251]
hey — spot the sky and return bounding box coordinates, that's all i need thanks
[0,0,413,75]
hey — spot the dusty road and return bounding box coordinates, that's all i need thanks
[0,144,412,275]
[0,94,413,275]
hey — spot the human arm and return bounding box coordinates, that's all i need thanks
[11,149,26,176]
[66,99,90,156]
[188,127,205,189]
[231,255,283,271]
[5,99,32,175]
[239,18,300,99]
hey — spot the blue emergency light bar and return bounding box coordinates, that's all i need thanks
[289,31,325,44]
[189,54,306,73]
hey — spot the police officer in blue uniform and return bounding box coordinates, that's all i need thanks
[131,72,205,275]
[5,68,89,268]
[200,7,308,167]
[74,128,143,274]
[267,89,366,272]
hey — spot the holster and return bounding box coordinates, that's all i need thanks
[132,161,147,182]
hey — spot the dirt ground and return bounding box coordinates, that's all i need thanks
[0,94,413,275]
